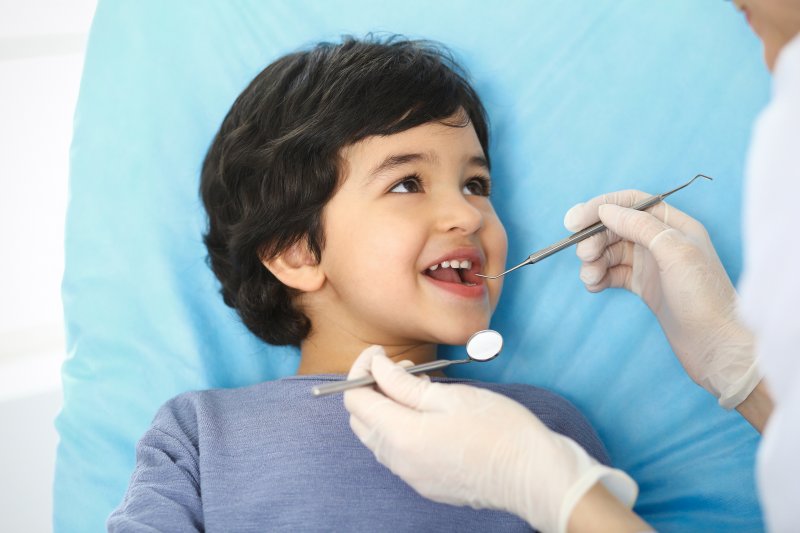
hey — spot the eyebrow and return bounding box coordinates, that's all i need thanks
[366,152,489,182]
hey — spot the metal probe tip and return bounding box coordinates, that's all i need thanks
[475,260,528,280]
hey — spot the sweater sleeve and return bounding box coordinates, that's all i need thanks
[107,395,204,532]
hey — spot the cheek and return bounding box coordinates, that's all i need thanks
[322,207,423,287]
[357,213,422,264]
[481,210,508,308]
[482,209,508,265]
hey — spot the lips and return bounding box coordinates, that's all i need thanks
[421,248,487,298]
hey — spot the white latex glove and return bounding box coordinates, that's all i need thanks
[344,346,637,533]
[563,190,761,408]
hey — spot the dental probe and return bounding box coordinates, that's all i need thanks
[477,174,713,280]
[311,329,503,397]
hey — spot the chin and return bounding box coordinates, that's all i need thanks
[436,319,492,346]
[765,49,778,71]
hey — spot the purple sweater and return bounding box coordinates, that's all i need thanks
[108,375,609,532]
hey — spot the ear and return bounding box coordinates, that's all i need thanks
[262,241,325,293]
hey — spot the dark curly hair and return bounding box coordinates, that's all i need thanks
[200,36,490,347]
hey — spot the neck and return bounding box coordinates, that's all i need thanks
[296,317,438,375]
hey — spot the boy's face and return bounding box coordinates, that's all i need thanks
[315,117,507,348]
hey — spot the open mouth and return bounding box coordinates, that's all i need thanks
[423,258,483,287]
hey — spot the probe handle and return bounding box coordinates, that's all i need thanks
[311,358,469,397]
[526,194,664,266]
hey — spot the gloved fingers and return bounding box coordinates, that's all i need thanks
[565,189,707,262]
[348,413,372,445]
[348,409,399,469]
[347,344,387,380]
[597,204,672,251]
[344,345,421,432]
[648,199,710,241]
[575,229,621,263]
[565,187,706,238]
[578,240,634,286]
[564,190,654,232]
[344,382,418,443]
[346,385,436,472]
[565,191,637,262]
[602,206,711,281]
[344,382,402,423]
[342,345,388,421]
[371,352,443,411]
[584,265,633,293]
[349,412,392,463]
[397,359,431,381]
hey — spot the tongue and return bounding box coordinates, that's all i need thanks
[426,268,461,284]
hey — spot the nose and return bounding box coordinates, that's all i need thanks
[435,191,484,235]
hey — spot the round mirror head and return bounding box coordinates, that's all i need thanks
[465,329,503,362]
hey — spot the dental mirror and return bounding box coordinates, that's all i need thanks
[311,329,504,397]
[465,329,503,361]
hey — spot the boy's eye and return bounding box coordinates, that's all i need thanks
[463,176,491,197]
[389,175,423,194]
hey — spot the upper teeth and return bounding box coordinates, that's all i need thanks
[429,259,472,271]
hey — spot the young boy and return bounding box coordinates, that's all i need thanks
[108,37,610,532]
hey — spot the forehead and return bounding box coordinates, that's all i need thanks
[340,121,486,181]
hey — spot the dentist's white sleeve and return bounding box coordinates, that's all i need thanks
[739,32,800,532]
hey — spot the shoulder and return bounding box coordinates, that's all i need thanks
[154,379,277,419]
[149,378,305,437]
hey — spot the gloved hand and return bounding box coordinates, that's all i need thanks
[344,346,637,533]
[563,190,761,408]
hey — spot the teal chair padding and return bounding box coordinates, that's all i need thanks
[56,1,770,531]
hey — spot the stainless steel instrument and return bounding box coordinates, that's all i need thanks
[477,174,712,280]
[311,329,503,397]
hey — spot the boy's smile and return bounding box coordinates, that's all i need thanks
[421,246,486,298]
[296,116,508,373]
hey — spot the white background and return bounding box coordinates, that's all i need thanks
[0,1,97,531]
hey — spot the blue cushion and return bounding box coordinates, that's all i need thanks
[56,1,770,531]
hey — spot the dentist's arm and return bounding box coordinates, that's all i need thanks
[563,191,772,430]
[344,347,648,533]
